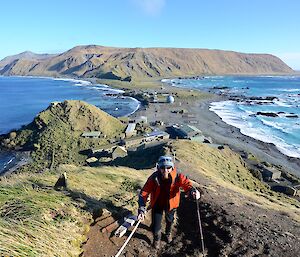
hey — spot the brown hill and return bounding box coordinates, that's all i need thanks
[0,45,293,80]
[0,51,56,69]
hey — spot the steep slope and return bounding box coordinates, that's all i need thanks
[83,140,300,257]
[0,140,299,256]
[0,165,149,257]
[0,100,125,170]
[0,45,293,79]
[0,51,56,69]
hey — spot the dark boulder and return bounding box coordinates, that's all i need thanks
[256,112,278,117]
[286,114,298,118]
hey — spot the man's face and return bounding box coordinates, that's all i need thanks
[159,165,173,179]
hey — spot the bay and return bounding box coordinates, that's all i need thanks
[0,76,140,174]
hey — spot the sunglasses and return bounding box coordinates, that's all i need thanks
[160,166,173,170]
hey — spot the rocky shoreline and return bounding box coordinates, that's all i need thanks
[130,84,300,180]
[0,150,31,175]
[1,77,300,181]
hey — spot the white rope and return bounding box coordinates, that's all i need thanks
[114,219,142,257]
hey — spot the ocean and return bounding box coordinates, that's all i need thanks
[0,76,140,173]
[163,76,300,159]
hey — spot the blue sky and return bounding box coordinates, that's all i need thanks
[1,0,300,69]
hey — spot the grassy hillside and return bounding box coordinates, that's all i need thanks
[0,165,149,256]
[0,100,125,171]
[0,45,293,80]
[171,141,300,220]
[0,141,299,256]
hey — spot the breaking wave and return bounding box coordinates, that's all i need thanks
[209,101,300,158]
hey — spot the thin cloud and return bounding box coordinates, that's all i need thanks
[131,0,166,16]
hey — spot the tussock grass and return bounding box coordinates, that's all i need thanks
[2,100,126,172]
[58,165,150,211]
[1,140,299,256]
[172,140,300,221]
[0,179,86,256]
[0,165,150,256]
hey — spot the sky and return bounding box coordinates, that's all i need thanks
[1,0,300,69]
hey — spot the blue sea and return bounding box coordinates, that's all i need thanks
[163,76,300,159]
[0,76,140,173]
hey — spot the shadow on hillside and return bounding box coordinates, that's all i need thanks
[30,179,131,225]
[64,189,132,224]
[107,144,164,170]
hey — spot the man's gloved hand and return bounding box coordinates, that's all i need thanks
[137,206,146,221]
[191,188,201,200]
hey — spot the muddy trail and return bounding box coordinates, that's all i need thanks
[81,146,299,257]
[82,195,232,257]
[82,181,300,257]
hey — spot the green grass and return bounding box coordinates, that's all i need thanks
[0,174,88,256]
[1,137,299,256]
[96,78,163,90]
[171,140,300,220]
[0,166,150,256]
[96,78,211,100]
[2,100,126,173]
[93,81,211,117]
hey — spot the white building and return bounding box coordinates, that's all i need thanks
[125,123,137,138]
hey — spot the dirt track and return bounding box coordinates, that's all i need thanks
[82,169,300,257]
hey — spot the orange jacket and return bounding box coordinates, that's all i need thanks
[138,167,193,211]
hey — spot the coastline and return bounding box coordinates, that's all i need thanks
[44,76,142,117]
[195,96,300,177]
[130,83,300,178]
[1,75,299,179]
[0,75,140,175]
[0,75,140,129]
[0,150,31,176]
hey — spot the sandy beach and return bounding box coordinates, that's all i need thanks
[131,87,300,178]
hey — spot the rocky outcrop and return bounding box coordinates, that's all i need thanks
[0,45,294,80]
[256,112,279,117]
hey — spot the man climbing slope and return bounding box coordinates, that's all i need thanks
[138,155,201,249]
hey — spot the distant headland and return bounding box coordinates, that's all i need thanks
[0,45,294,81]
